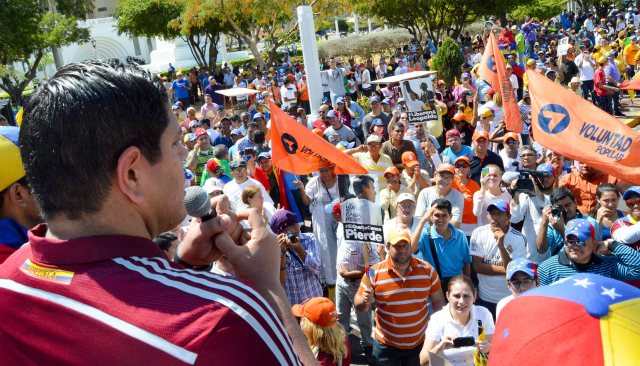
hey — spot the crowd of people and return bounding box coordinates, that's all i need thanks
[2,6,640,366]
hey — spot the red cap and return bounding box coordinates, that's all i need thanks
[195,128,208,138]
[384,166,400,177]
[206,159,219,172]
[486,88,496,96]
[503,132,520,142]
[401,151,419,167]
[292,297,338,327]
[473,130,490,141]
[332,201,342,216]
[446,129,461,139]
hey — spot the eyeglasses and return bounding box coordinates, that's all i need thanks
[506,139,519,144]
[509,277,535,288]
[398,202,416,209]
[565,239,588,249]
[625,198,640,207]
[520,153,536,158]
[454,164,469,169]
[438,174,454,180]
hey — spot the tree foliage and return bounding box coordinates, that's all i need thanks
[431,37,463,86]
[354,0,527,44]
[511,0,568,21]
[0,0,90,104]
[318,29,412,60]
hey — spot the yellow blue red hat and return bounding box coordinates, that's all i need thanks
[491,273,640,366]
[0,126,24,191]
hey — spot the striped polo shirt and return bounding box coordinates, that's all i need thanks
[358,255,441,349]
[538,242,640,286]
[0,224,301,365]
[187,147,215,184]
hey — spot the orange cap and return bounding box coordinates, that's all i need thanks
[452,112,467,122]
[503,132,520,142]
[436,163,455,174]
[454,156,470,166]
[401,151,419,167]
[292,297,338,327]
[384,166,400,177]
[387,228,411,245]
[472,130,489,141]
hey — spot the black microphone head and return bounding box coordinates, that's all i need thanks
[184,186,212,218]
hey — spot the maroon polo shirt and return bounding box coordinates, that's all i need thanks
[0,224,300,365]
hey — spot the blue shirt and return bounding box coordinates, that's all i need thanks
[417,223,471,278]
[172,79,191,99]
[441,145,472,164]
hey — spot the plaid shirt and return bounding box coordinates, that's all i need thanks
[283,233,323,305]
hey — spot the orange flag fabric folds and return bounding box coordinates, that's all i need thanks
[619,77,640,90]
[268,100,367,175]
[527,70,640,184]
[479,33,522,133]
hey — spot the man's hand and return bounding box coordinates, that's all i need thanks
[292,180,304,190]
[492,226,506,246]
[361,286,374,305]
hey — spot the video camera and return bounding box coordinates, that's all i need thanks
[507,163,551,195]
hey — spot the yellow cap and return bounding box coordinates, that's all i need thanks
[598,56,608,64]
[0,127,25,191]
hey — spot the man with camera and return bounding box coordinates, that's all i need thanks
[509,163,557,264]
[271,210,323,306]
[538,218,640,285]
[536,187,599,260]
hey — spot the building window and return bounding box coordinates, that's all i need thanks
[97,7,107,12]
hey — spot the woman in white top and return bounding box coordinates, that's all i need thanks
[419,275,494,366]
[472,164,511,227]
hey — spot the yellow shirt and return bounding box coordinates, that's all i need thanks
[623,43,640,66]
[352,152,393,190]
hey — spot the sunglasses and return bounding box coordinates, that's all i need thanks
[454,164,469,168]
[506,139,519,144]
[625,198,640,207]
[565,239,588,249]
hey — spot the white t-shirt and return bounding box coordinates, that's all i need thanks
[574,53,595,81]
[425,304,495,366]
[222,177,274,211]
[495,294,514,320]
[415,187,464,223]
[383,216,421,245]
[472,189,512,227]
[469,225,528,303]
[499,149,520,173]
[509,193,551,264]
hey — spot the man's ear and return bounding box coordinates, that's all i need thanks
[116,146,146,205]
[7,182,31,208]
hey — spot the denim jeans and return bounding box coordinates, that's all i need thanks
[336,276,374,348]
[372,339,422,366]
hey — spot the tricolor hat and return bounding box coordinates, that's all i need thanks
[0,127,25,191]
[491,273,640,366]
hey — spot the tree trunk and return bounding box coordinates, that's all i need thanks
[246,38,264,68]
[208,33,220,72]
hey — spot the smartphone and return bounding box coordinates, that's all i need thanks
[481,167,490,179]
[453,336,476,348]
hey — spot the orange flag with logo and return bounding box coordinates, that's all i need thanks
[268,100,367,175]
[527,70,640,184]
[480,32,522,133]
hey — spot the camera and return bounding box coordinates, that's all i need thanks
[286,232,299,243]
[511,165,550,194]
[551,206,567,221]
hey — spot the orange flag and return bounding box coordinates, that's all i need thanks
[268,100,367,175]
[478,33,499,89]
[527,70,640,184]
[619,76,640,90]
[483,32,522,133]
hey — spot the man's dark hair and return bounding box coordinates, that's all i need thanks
[392,121,405,131]
[153,231,178,253]
[353,175,374,197]
[247,122,259,131]
[551,187,576,204]
[199,118,211,128]
[252,130,265,145]
[20,60,169,220]
[431,198,452,214]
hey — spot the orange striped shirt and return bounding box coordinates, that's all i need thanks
[357,255,441,349]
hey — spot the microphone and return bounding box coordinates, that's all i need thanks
[184,186,216,221]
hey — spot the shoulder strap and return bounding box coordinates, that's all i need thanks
[427,231,443,280]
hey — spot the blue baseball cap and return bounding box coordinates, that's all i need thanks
[257,152,271,161]
[369,96,380,104]
[252,112,264,121]
[487,199,510,214]
[622,186,640,200]
[322,96,330,104]
[506,258,538,280]
[397,97,405,103]
[335,97,344,104]
[537,163,554,176]
[382,98,391,105]
[230,128,243,136]
[564,218,596,241]
[326,110,337,118]
[371,118,384,127]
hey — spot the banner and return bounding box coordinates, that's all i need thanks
[478,33,500,90]
[268,100,367,175]
[338,174,384,245]
[527,70,640,184]
[398,77,443,137]
[619,76,640,90]
[486,32,523,133]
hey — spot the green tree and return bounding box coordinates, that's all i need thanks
[0,0,90,105]
[354,0,527,44]
[511,0,568,21]
[115,0,228,71]
[431,37,463,86]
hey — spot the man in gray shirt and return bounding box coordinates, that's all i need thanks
[323,110,356,146]
[415,163,464,226]
[322,58,346,104]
